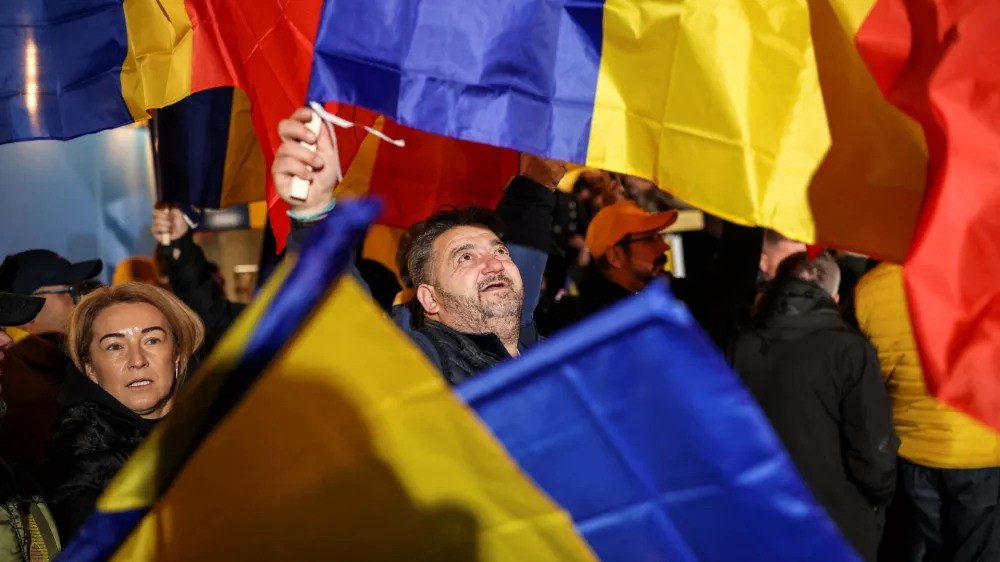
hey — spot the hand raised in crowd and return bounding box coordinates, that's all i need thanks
[152,206,190,243]
[273,107,339,217]
[519,153,567,191]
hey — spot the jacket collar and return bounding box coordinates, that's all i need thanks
[59,364,157,431]
[754,278,847,338]
[426,320,537,359]
[579,265,634,314]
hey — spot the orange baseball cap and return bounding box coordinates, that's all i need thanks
[585,200,679,258]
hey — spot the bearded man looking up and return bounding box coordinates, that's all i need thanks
[405,207,534,385]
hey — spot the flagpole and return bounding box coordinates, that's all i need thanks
[148,110,170,246]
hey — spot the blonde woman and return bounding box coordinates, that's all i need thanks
[42,282,203,541]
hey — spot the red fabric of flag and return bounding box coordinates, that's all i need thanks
[367,121,519,229]
[857,0,1000,430]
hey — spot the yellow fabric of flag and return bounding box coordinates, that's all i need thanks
[100,269,593,560]
[586,0,926,261]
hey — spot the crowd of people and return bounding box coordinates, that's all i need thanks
[0,106,995,561]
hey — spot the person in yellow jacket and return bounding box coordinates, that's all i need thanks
[855,263,1000,562]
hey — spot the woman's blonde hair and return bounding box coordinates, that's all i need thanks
[67,282,205,380]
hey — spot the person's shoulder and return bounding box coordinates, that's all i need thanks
[536,295,584,335]
[824,324,873,349]
[49,403,109,454]
[408,328,443,369]
[49,401,144,458]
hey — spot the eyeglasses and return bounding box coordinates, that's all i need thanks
[616,232,665,247]
[32,286,80,304]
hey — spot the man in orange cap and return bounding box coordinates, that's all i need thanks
[539,200,677,334]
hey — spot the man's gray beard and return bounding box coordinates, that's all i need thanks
[436,283,523,335]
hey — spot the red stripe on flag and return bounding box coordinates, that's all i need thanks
[858,0,1000,430]
[186,0,329,248]
[368,121,519,229]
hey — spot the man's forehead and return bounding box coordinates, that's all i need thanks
[436,226,501,252]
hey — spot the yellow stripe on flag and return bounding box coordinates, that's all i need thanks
[337,116,387,199]
[120,0,193,121]
[586,0,927,261]
[805,0,927,261]
[219,88,267,207]
[108,274,594,560]
[363,225,406,282]
[589,0,830,245]
[335,116,408,280]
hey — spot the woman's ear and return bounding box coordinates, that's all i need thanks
[83,362,98,384]
[416,284,440,315]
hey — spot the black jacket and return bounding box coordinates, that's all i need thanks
[537,263,632,336]
[672,223,763,348]
[411,321,541,386]
[164,233,245,353]
[728,278,898,561]
[41,368,156,541]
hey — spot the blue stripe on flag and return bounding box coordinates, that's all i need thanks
[155,87,235,208]
[58,508,146,562]
[200,197,382,432]
[308,0,605,164]
[0,0,134,144]
[458,279,859,561]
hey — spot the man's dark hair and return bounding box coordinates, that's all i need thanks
[406,206,505,288]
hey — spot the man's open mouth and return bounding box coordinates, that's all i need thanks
[481,280,509,292]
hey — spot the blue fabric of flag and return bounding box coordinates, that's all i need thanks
[457,279,860,561]
[307,0,604,163]
[0,0,133,144]
[154,87,234,208]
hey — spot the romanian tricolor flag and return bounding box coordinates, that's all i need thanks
[0,0,517,247]
[307,0,927,263]
[2,0,997,428]
[59,198,595,561]
[151,87,265,210]
[306,0,1000,430]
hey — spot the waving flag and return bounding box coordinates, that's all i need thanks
[306,0,928,262]
[152,87,266,209]
[0,0,516,248]
[855,0,1000,431]
[5,0,998,431]
[60,198,594,561]
[0,0,922,259]
[459,279,859,561]
[59,198,855,561]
